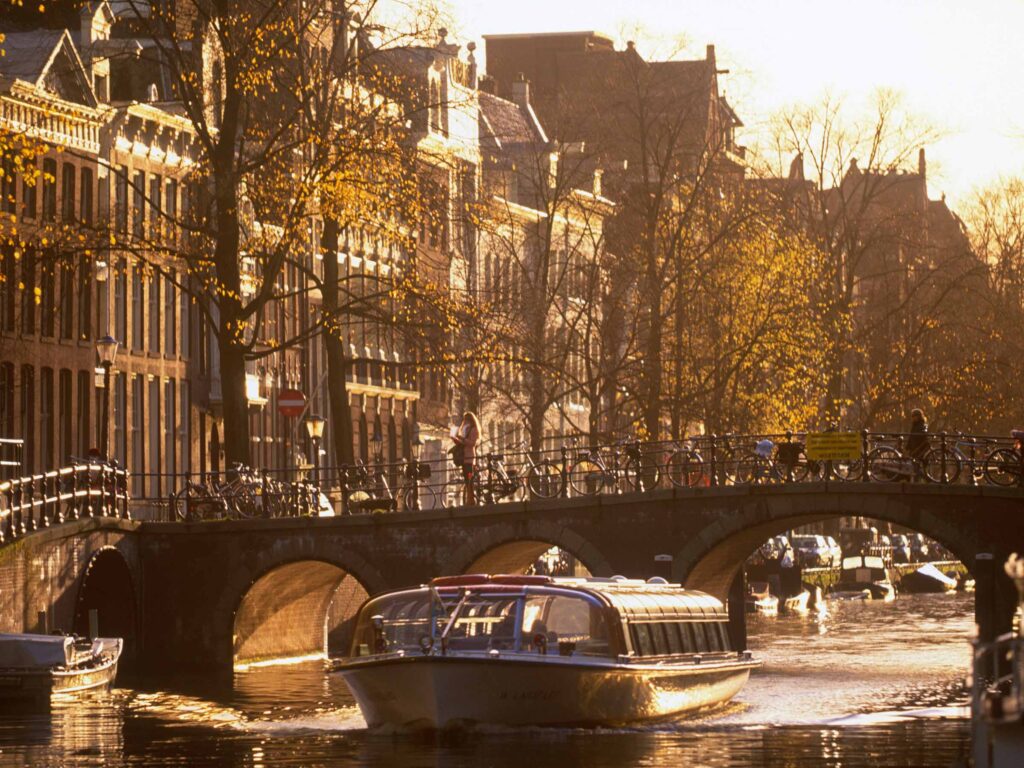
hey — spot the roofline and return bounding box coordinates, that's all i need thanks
[482,30,615,43]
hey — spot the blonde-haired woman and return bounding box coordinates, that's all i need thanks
[453,411,481,505]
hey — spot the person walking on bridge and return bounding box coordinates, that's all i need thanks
[452,412,480,506]
[906,409,929,481]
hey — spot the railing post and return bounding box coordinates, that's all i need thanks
[261,472,271,519]
[709,435,718,487]
[861,429,870,483]
[785,430,794,483]
[560,445,569,499]
[12,479,24,537]
[340,465,350,516]
[56,470,69,525]
[121,469,131,520]
[409,459,420,512]
[24,477,36,532]
[967,439,977,487]
[939,432,949,484]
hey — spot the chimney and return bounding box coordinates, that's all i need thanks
[512,73,530,109]
[706,44,716,68]
[918,147,927,179]
[593,168,604,198]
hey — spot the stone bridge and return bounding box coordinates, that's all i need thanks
[1,482,1022,680]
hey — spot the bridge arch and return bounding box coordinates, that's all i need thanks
[73,546,138,668]
[673,492,981,601]
[450,519,613,576]
[226,542,388,668]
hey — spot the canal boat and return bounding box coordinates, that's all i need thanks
[0,633,122,702]
[334,574,760,729]
[828,555,896,601]
[899,563,958,594]
[745,581,779,616]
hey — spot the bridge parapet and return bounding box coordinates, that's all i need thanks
[0,463,129,545]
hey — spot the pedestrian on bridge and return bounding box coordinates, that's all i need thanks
[453,412,480,506]
[907,409,929,481]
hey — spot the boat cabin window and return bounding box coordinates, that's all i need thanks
[628,621,731,657]
[520,593,611,656]
[351,591,443,656]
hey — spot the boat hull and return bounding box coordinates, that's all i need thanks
[0,647,120,703]
[337,654,758,729]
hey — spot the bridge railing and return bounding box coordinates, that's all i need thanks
[0,462,130,544]
[132,430,1024,522]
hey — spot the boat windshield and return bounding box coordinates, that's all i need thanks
[351,589,612,658]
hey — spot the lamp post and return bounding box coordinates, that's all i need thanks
[96,335,119,459]
[410,422,423,511]
[372,426,384,466]
[304,414,325,488]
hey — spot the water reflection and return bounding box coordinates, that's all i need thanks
[0,593,973,767]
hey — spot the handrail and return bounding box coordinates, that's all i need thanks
[0,462,130,546]
[119,429,1024,522]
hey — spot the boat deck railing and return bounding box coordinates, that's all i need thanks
[973,631,1024,724]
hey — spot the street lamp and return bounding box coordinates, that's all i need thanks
[96,335,119,459]
[411,422,423,460]
[304,414,325,488]
[371,425,384,465]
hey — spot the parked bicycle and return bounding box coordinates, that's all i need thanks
[983,430,1024,487]
[172,463,283,521]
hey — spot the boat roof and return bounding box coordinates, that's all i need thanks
[426,574,727,621]
[0,633,73,669]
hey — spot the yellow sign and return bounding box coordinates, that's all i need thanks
[805,432,862,461]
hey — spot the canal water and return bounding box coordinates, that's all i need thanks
[0,592,973,767]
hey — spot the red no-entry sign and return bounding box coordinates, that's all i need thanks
[277,388,307,418]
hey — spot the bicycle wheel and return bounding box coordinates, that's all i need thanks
[439,478,466,507]
[527,461,563,498]
[173,483,205,521]
[623,455,661,491]
[569,458,607,496]
[402,483,437,511]
[830,458,863,481]
[726,452,759,484]
[923,447,962,484]
[665,450,704,488]
[784,450,815,482]
[867,446,909,482]
[985,448,1021,487]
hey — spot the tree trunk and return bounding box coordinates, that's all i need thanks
[322,217,354,465]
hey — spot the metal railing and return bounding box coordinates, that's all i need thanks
[0,462,130,545]
[129,430,1024,522]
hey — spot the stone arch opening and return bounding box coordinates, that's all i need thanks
[73,547,137,671]
[232,560,371,667]
[464,540,596,577]
[679,512,975,602]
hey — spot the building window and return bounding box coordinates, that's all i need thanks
[165,178,177,245]
[148,377,160,497]
[78,255,92,340]
[179,382,190,476]
[59,264,74,339]
[0,247,14,332]
[164,274,176,356]
[114,372,126,465]
[131,266,144,351]
[20,365,34,473]
[114,262,127,343]
[165,378,176,489]
[148,272,160,353]
[58,369,71,465]
[42,158,57,221]
[115,166,128,233]
[131,170,145,239]
[79,166,93,226]
[180,284,190,360]
[40,262,55,338]
[149,174,162,240]
[40,367,54,470]
[77,370,90,457]
[61,163,76,222]
[131,374,143,496]
[0,362,13,440]
[0,156,14,214]
[22,159,37,219]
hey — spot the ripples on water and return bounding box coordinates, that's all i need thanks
[0,593,973,767]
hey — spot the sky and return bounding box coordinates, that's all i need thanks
[443,0,1024,207]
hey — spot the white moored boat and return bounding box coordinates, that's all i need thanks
[334,574,760,729]
[0,633,122,703]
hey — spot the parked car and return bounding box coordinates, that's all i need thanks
[750,535,795,568]
[891,534,913,564]
[791,534,832,567]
